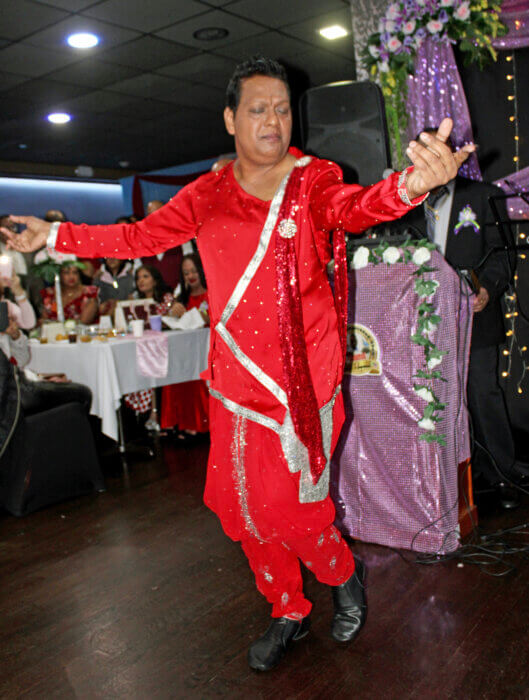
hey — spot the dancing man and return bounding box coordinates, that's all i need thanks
[3,56,474,671]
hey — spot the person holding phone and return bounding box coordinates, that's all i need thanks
[0,271,36,331]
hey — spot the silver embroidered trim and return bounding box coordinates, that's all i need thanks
[210,384,341,504]
[218,155,311,326]
[209,390,282,433]
[231,414,262,541]
[220,169,291,326]
[47,221,61,249]
[215,322,288,407]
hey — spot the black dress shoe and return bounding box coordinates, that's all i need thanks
[248,616,311,671]
[331,560,367,643]
[498,482,520,510]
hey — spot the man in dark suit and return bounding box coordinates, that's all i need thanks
[395,134,517,507]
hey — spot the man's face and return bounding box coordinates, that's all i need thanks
[224,75,292,166]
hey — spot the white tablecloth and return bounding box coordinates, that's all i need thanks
[27,328,210,441]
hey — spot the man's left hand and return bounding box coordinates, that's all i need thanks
[405,118,476,200]
[473,287,489,313]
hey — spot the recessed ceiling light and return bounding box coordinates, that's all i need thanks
[67,32,99,49]
[193,27,229,41]
[18,143,28,149]
[319,25,349,40]
[47,112,71,124]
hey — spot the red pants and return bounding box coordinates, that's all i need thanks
[242,523,355,619]
[204,397,355,619]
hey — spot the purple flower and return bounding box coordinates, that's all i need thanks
[403,35,414,46]
[439,9,449,22]
[415,27,428,38]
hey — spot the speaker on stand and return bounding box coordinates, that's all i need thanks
[299,80,392,186]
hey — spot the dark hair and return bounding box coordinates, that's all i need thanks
[178,253,207,308]
[44,209,67,223]
[135,264,171,303]
[104,258,128,276]
[225,55,289,112]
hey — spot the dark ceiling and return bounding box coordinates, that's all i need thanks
[0,0,356,175]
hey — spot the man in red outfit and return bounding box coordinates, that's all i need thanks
[4,57,474,672]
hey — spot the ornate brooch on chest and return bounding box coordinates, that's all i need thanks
[278,218,297,239]
[454,205,481,235]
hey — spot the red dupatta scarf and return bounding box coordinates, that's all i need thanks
[274,164,348,485]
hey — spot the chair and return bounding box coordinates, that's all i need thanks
[0,400,105,517]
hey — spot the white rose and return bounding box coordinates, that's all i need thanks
[385,19,396,33]
[415,387,435,402]
[440,0,454,6]
[382,246,400,264]
[369,45,380,59]
[402,20,416,35]
[418,418,436,431]
[455,2,471,20]
[379,61,390,73]
[351,246,370,269]
[427,19,443,33]
[387,36,402,52]
[427,356,443,370]
[412,247,431,265]
[34,248,50,264]
[386,3,400,19]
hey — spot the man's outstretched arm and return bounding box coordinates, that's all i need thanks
[1,182,199,259]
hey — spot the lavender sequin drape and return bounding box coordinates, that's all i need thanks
[493,0,529,49]
[406,38,482,181]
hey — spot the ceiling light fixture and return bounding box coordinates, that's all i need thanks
[67,32,99,49]
[193,27,229,41]
[319,25,349,40]
[47,112,71,124]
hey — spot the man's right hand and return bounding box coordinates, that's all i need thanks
[0,216,52,253]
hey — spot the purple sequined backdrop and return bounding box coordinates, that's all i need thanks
[493,0,529,49]
[495,166,529,219]
[331,251,472,554]
[406,38,482,181]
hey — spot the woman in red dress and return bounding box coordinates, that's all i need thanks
[124,264,180,429]
[40,264,98,324]
[160,254,210,439]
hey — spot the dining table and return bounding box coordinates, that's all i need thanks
[27,328,210,444]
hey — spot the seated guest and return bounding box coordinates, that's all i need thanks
[95,257,135,316]
[133,264,178,315]
[40,263,98,325]
[0,272,36,330]
[0,316,91,414]
[141,201,183,289]
[124,265,177,431]
[160,254,210,439]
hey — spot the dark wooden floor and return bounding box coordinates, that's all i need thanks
[2,437,529,699]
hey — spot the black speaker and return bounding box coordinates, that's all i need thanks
[299,81,391,186]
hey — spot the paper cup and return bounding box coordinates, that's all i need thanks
[99,315,112,330]
[149,314,162,331]
[131,319,144,337]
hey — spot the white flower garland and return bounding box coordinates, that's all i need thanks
[349,238,447,446]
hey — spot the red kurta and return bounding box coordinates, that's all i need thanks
[53,150,419,544]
